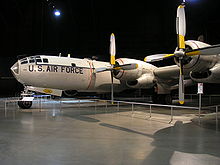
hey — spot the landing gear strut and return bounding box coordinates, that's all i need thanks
[152,94,172,105]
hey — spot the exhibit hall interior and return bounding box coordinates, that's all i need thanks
[1,0,220,164]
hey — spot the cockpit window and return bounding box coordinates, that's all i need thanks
[29,59,35,63]
[21,60,28,64]
[43,58,49,63]
[20,56,45,64]
[20,58,27,62]
[36,59,42,63]
[71,63,76,67]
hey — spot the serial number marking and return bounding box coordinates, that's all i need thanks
[28,65,83,74]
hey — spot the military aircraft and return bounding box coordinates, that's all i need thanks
[10,35,153,109]
[11,2,220,109]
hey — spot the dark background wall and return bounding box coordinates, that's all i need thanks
[0,0,220,96]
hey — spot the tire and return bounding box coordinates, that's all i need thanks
[164,94,172,105]
[18,101,32,109]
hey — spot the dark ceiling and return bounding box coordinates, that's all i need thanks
[0,0,220,76]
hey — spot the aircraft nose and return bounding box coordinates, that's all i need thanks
[11,61,20,76]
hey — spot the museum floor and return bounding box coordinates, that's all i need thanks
[0,98,220,165]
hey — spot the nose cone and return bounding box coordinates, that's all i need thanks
[11,61,20,80]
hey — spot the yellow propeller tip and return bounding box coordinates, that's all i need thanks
[110,55,115,65]
[178,5,185,9]
[144,57,147,62]
[179,101,184,105]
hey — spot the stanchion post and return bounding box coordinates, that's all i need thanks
[216,106,218,122]
[197,83,203,124]
[105,101,108,112]
[199,93,201,124]
[40,96,42,111]
[59,99,62,112]
[78,100,80,108]
[169,107,173,124]
[131,103,134,117]
[4,101,7,118]
[95,100,97,114]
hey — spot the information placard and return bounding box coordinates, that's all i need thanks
[197,83,203,94]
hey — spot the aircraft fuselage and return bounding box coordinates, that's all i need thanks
[11,55,126,93]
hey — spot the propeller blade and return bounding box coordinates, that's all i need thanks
[110,33,116,65]
[111,71,114,104]
[144,54,174,62]
[185,44,220,56]
[94,67,110,73]
[95,63,138,73]
[113,63,138,70]
[178,59,184,104]
[176,4,186,49]
[110,33,115,104]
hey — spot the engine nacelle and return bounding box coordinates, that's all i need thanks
[174,40,218,73]
[114,58,157,81]
[190,64,220,83]
[126,73,155,89]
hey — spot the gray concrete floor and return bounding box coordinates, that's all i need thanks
[0,98,220,165]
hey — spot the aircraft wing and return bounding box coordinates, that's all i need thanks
[153,65,192,87]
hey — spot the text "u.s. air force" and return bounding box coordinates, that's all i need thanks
[28,65,83,74]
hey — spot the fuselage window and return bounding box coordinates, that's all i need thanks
[43,58,49,63]
[71,63,76,67]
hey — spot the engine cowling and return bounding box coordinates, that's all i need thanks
[190,64,220,83]
[126,73,155,88]
[114,58,156,88]
[174,40,217,73]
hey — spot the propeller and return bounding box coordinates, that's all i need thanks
[144,44,220,62]
[95,33,138,103]
[110,33,116,104]
[176,3,186,104]
[144,3,186,104]
[144,3,220,104]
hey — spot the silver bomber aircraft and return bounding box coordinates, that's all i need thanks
[11,2,220,108]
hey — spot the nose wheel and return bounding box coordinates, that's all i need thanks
[18,100,32,109]
[17,88,33,109]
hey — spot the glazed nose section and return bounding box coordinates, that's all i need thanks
[11,61,19,76]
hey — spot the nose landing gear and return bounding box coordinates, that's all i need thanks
[18,100,32,109]
[17,89,33,109]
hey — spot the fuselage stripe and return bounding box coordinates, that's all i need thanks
[87,61,93,89]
